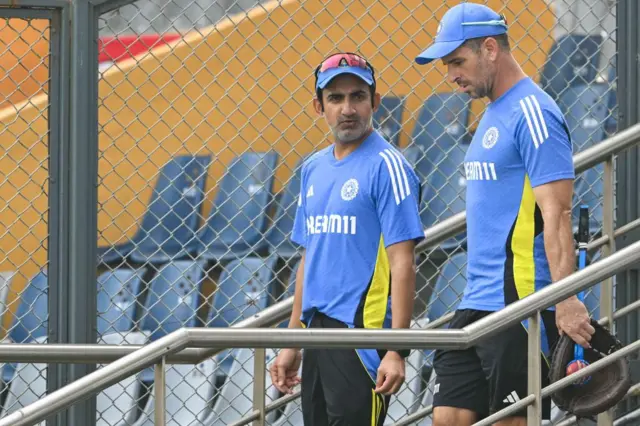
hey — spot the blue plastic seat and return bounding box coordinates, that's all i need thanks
[420,143,468,251]
[97,268,146,336]
[409,93,471,182]
[3,270,48,383]
[207,256,275,377]
[560,84,612,235]
[540,34,603,100]
[263,162,302,259]
[194,151,279,262]
[374,96,405,146]
[137,260,206,382]
[101,155,211,265]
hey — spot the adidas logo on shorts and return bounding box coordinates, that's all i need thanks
[503,391,520,404]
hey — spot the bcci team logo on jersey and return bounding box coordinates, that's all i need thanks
[482,126,499,149]
[341,178,359,201]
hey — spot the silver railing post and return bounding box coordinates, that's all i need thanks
[253,348,266,426]
[154,356,166,426]
[527,311,542,426]
[598,155,617,426]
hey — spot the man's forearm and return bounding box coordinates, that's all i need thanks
[390,259,416,329]
[544,210,576,298]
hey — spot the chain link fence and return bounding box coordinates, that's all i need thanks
[0,13,50,418]
[0,0,620,424]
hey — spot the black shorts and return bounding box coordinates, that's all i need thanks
[432,309,559,420]
[301,313,390,426]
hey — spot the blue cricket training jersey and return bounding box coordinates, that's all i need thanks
[460,77,575,313]
[291,130,424,380]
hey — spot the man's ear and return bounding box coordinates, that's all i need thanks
[313,96,324,115]
[484,37,500,61]
[372,92,381,112]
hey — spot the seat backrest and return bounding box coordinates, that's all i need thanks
[560,83,610,152]
[541,34,603,100]
[427,253,467,322]
[410,92,470,180]
[1,335,47,424]
[97,268,146,336]
[265,161,302,256]
[9,270,48,344]
[207,257,273,328]
[200,151,278,248]
[205,348,277,425]
[134,155,211,253]
[139,261,204,342]
[561,84,611,234]
[132,358,217,426]
[96,332,146,426]
[420,143,468,249]
[374,96,405,146]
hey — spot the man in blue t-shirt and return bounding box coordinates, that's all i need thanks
[415,3,595,425]
[269,52,425,426]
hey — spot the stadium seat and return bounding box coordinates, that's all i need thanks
[408,92,471,182]
[203,348,278,426]
[419,143,468,251]
[97,268,146,336]
[560,84,612,236]
[130,359,217,426]
[374,96,405,146]
[207,256,275,377]
[138,261,206,383]
[1,333,146,426]
[193,151,279,262]
[263,161,303,259]
[540,33,603,100]
[103,155,211,265]
[2,270,48,383]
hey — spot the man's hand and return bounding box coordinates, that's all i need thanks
[556,296,596,348]
[374,351,405,395]
[269,348,302,394]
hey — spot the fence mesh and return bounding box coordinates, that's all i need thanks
[0,0,620,424]
[0,15,50,417]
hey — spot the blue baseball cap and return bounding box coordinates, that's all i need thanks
[314,53,375,90]
[415,2,508,65]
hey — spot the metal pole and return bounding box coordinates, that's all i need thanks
[598,157,616,426]
[154,357,166,426]
[616,0,640,417]
[66,0,99,424]
[47,5,69,426]
[252,349,266,426]
[527,312,542,426]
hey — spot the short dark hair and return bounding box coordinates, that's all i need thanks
[464,34,511,52]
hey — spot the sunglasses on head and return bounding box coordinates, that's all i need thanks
[314,52,376,86]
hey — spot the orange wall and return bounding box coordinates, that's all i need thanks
[0,0,555,329]
[0,19,50,111]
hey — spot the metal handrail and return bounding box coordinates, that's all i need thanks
[1,238,639,426]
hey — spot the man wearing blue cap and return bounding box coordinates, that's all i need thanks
[269,52,425,425]
[415,2,595,425]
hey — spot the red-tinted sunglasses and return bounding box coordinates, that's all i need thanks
[314,52,375,84]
